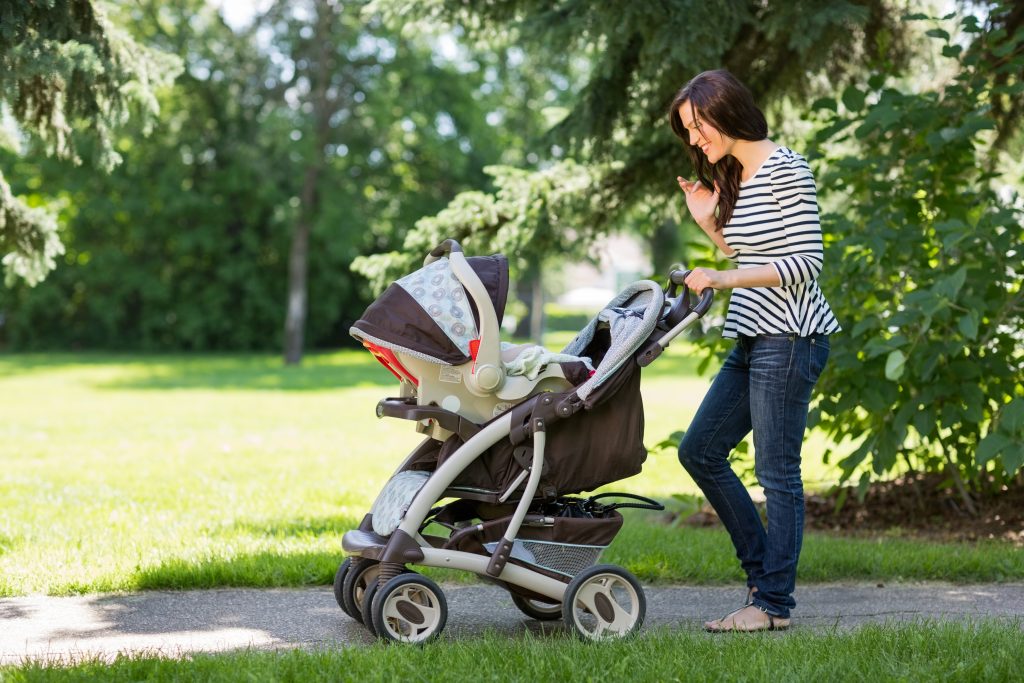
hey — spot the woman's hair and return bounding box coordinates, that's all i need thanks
[668,69,768,231]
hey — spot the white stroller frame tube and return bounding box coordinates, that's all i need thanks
[396,413,513,539]
[392,413,567,599]
[501,431,545,544]
[417,547,566,602]
[656,311,702,348]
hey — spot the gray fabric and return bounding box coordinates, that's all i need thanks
[561,280,664,402]
[370,470,431,537]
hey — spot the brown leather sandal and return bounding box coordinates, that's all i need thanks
[703,604,791,633]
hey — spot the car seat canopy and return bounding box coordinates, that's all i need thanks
[350,254,509,365]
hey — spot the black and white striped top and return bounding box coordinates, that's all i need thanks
[721,146,841,339]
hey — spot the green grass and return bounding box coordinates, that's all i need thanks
[4,622,1023,681]
[1,347,1021,597]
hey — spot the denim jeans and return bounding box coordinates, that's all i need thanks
[678,333,830,618]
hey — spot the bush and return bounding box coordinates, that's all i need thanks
[808,8,1024,508]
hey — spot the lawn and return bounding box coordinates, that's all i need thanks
[1,345,1021,597]
[5,622,1023,682]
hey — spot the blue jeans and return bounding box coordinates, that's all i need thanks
[678,333,829,618]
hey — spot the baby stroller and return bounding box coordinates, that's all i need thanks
[336,239,713,643]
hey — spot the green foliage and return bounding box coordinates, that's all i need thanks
[0,0,181,285]
[0,1,545,350]
[352,160,621,292]
[809,6,1024,494]
[370,0,914,241]
[7,623,1024,682]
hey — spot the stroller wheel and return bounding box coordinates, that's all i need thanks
[562,565,645,641]
[333,557,355,617]
[342,558,381,625]
[361,580,382,636]
[370,573,448,644]
[510,593,563,621]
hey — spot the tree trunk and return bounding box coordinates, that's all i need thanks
[283,165,318,365]
[513,264,544,342]
[530,268,544,345]
[281,0,335,365]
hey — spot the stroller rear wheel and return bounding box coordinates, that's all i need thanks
[333,557,355,618]
[562,564,645,640]
[341,558,380,625]
[510,593,563,621]
[370,573,448,644]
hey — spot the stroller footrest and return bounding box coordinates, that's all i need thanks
[342,529,388,559]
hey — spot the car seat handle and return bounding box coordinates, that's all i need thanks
[426,238,504,396]
[424,239,463,265]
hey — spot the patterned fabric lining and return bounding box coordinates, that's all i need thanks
[396,257,479,356]
[370,470,431,537]
[562,280,664,402]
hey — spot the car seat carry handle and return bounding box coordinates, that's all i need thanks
[423,238,464,265]
[426,238,504,396]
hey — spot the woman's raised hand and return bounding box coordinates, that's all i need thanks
[676,177,719,230]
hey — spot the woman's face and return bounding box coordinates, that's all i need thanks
[677,102,733,164]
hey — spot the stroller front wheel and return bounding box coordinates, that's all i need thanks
[333,557,355,617]
[562,564,646,640]
[341,558,380,625]
[370,573,448,644]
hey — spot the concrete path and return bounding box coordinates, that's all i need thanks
[2,583,1022,664]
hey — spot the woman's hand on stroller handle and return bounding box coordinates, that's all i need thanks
[667,268,715,319]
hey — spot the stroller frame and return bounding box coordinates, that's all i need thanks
[339,239,713,642]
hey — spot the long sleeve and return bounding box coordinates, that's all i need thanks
[767,159,824,286]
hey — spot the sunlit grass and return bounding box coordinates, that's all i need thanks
[1,346,1019,596]
[5,622,1023,681]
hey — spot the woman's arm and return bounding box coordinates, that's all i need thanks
[684,264,781,292]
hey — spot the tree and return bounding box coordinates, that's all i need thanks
[362,0,913,259]
[0,0,180,285]
[0,0,547,352]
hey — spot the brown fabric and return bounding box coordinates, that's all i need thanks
[466,255,509,328]
[351,284,469,364]
[402,438,444,472]
[440,360,647,497]
[559,360,593,387]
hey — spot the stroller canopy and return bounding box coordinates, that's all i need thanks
[351,254,509,365]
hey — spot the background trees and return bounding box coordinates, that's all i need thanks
[0,0,557,353]
[0,0,180,286]
[1,1,1021,494]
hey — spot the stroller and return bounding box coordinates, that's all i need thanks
[336,239,713,643]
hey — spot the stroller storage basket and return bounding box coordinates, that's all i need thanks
[444,506,623,578]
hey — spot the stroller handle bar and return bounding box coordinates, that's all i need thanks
[667,269,715,318]
[636,268,715,367]
[424,239,504,396]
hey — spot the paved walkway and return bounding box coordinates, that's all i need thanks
[2,583,1022,664]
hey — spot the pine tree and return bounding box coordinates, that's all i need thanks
[0,0,180,285]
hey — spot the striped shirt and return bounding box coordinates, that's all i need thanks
[721,146,841,339]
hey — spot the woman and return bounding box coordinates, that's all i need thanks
[669,69,840,632]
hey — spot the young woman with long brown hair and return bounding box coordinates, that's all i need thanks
[669,69,840,631]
